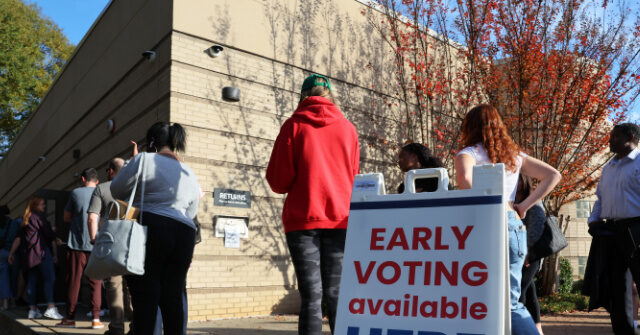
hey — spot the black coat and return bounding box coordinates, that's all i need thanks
[582,222,616,312]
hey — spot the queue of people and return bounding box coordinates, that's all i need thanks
[0,121,198,335]
[0,73,632,335]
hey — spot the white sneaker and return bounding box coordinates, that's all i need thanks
[43,306,63,320]
[27,309,43,319]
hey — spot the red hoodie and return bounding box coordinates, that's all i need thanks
[266,96,360,233]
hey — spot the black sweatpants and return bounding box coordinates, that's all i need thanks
[286,229,347,335]
[519,258,541,323]
[126,212,195,335]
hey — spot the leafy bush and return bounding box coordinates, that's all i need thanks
[558,257,573,294]
[539,292,589,314]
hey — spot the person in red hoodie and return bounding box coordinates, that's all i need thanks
[266,74,359,335]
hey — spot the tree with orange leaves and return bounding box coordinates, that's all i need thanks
[365,0,640,294]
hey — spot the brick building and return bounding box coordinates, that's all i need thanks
[0,0,596,320]
[0,0,411,320]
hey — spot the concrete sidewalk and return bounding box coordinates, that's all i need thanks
[0,305,614,335]
[0,304,331,335]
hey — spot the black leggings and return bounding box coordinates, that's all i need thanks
[519,258,541,323]
[126,212,195,335]
[286,229,346,335]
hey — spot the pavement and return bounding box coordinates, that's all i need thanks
[0,304,331,335]
[0,304,616,335]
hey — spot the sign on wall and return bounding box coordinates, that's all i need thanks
[214,188,251,208]
[335,166,509,335]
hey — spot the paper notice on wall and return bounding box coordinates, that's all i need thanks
[224,225,241,248]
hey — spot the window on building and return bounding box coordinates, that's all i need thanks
[578,256,588,277]
[576,200,592,218]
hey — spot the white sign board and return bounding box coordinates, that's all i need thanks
[335,166,510,335]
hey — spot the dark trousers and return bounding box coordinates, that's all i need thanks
[66,249,101,319]
[286,229,346,335]
[610,221,640,335]
[153,288,187,335]
[519,258,541,323]
[26,247,55,306]
[126,212,195,335]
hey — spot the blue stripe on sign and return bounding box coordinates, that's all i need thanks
[350,195,502,210]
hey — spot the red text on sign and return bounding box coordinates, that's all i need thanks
[370,226,474,251]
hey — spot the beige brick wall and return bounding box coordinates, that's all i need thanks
[0,0,174,215]
[558,196,597,278]
[169,21,412,318]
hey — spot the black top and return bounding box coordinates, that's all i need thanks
[397,177,439,194]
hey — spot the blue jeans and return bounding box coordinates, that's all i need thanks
[0,249,12,299]
[508,211,538,335]
[26,247,56,306]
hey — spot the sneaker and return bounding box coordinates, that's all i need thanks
[27,309,42,319]
[56,319,76,328]
[92,319,104,329]
[43,306,63,320]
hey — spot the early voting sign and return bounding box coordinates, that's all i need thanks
[335,165,510,335]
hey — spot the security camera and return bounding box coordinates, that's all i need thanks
[207,45,224,58]
[142,50,156,62]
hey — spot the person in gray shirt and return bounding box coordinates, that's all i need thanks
[87,158,125,242]
[111,122,199,335]
[87,157,130,335]
[57,168,103,329]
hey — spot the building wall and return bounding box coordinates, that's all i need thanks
[0,0,599,322]
[0,0,174,216]
[169,0,411,320]
[558,196,597,279]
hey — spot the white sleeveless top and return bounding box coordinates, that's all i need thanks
[457,143,526,202]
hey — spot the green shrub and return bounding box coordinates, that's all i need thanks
[539,292,589,314]
[558,257,573,294]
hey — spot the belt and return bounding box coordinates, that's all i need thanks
[602,217,640,225]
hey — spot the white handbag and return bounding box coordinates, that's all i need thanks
[85,154,148,279]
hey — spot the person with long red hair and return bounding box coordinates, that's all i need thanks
[8,196,63,320]
[454,104,561,335]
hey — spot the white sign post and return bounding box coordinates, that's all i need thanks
[335,165,510,335]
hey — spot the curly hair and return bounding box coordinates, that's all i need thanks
[459,104,521,172]
[401,143,443,168]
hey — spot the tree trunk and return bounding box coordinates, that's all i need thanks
[540,253,559,296]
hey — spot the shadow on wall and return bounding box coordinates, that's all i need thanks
[270,289,300,315]
[202,0,409,314]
